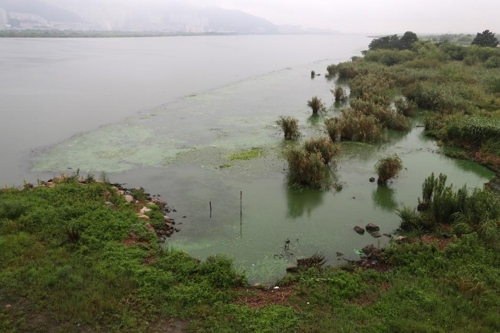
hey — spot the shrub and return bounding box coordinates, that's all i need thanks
[407,173,500,233]
[375,154,403,185]
[484,56,500,69]
[325,111,386,143]
[326,64,338,77]
[403,82,474,113]
[445,115,500,146]
[364,49,416,66]
[350,98,410,131]
[276,116,300,140]
[331,86,347,102]
[394,97,418,117]
[397,206,430,231]
[286,148,333,189]
[307,96,325,115]
[303,137,341,165]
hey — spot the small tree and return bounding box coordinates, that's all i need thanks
[375,154,403,185]
[276,116,300,140]
[471,30,499,48]
[398,31,419,50]
[307,96,325,115]
[369,34,400,50]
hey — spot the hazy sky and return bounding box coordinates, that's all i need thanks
[196,0,499,34]
[46,0,500,34]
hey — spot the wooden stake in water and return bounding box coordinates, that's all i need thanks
[209,201,212,218]
[240,191,243,238]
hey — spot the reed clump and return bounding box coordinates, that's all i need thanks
[286,138,340,189]
[375,154,403,185]
[276,116,300,140]
[325,111,386,143]
[303,137,341,165]
[307,96,326,115]
[331,86,348,102]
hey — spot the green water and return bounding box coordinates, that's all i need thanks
[32,59,495,284]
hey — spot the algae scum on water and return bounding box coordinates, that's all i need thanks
[32,60,495,284]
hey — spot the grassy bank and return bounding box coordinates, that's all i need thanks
[1,175,499,332]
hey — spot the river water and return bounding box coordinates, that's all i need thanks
[0,35,495,283]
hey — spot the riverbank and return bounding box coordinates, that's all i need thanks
[1,174,499,332]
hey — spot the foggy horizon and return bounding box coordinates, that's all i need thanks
[36,0,500,34]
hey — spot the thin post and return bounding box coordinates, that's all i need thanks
[240,191,243,238]
[209,201,212,218]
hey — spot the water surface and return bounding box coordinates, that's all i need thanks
[1,35,495,284]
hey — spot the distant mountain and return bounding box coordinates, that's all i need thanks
[0,0,83,27]
[0,0,279,34]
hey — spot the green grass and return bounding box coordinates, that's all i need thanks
[0,182,246,332]
[1,176,500,332]
[227,147,263,161]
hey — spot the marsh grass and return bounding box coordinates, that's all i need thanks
[331,86,347,102]
[228,147,263,160]
[325,111,386,143]
[307,96,326,115]
[0,181,248,332]
[303,137,341,165]
[375,154,403,185]
[276,116,300,140]
[286,148,333,189]
[394,96,418,117]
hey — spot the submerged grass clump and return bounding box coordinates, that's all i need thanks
[276,116,300,140]
[325,111,386,143]
[307,96,326,115]
[375,154,403,185]
[228,147,263,161]
[285,137,341,189]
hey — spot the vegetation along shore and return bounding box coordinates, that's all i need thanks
[2,30,500,332]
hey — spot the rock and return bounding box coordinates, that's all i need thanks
[46,182,56,188]
[118,190,125,196]
[369,177,376,183]
[286,266,299,273]
[442,232,453,239]
[369,231,382,238]
[134,186,144,191]
[396,236,408,243]
[145,223,155,232]
[164,215,172,223]
[336,252,344,257]
[253,283,263,288]
[125,195,134,203]
[165,222,173,229]
[365,223,380,232]
[354,226,365,235]
[183,216,187,218]
[383,233,393,238]
[158,238,166,244]
[136,214,150,221]
[105,201,115,208]
[362,244,376,256]
[140,206,152,214]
